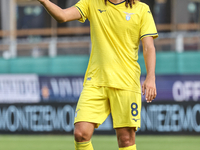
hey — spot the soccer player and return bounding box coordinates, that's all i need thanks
[37,0,158,149]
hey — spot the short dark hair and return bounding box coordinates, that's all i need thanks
[104,0,137,8]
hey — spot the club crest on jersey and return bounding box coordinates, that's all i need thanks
[123,12,135,21]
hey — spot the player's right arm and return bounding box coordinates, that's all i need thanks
[37,0,81,23]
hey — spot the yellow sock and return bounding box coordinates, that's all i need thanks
[119,144,137,150]
[74,140,94,150]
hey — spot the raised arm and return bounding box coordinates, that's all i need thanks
[141,36,157,103]
[38,0,81,23]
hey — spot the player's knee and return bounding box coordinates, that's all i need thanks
[118,135,132,147]
[74,128,90,142]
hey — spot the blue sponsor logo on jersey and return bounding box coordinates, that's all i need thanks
[132,118,140,122]
[98,9,106,13]
[87,77,92,81]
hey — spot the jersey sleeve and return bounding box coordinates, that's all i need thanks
[140,5,158,40]
[74,0,90,23]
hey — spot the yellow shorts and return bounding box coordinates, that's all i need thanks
[74,86,141,129]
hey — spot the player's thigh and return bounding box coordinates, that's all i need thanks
[109,89,141,129]
[74,86,110,128]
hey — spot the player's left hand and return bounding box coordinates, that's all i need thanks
[142,75,157,103]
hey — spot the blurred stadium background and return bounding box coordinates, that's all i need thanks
[0,0,200,150]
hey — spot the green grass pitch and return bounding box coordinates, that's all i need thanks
[0,135,200,150]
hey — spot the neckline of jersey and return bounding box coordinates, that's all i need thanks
[108,0,126,6]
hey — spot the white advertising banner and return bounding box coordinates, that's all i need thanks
[0,74,40,103]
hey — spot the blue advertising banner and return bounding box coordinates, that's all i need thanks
[39,76,84,102]
[138,101,200,134]
[0,102,199,135]
[0,74,199,103]
[141,75,200,102]
[38,75,200,102]
[0,102,113,134]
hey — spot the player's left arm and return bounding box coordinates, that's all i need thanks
[141,36,157,103]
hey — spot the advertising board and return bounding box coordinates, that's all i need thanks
[39,76,84,102]
[0,102,113,134]
[0,74,199,103]
[41,75,200,102]
[0,74,40,103]
[141,75,200,102]
[0,102,199,135]
[138,101,200,134]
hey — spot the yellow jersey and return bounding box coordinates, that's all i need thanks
[75,0,158,93]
